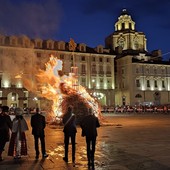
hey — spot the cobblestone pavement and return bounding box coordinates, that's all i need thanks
[0,114,170,170]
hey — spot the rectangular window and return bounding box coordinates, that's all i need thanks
[48,43,52,49]
[37,42,41,48]
[100,78,103,83]
[91,65,96,74]
[99,65,103,74]
[161,69,164,74]
[147,80,150,87]
[136,67,139,73]
[82,77,86,83]
[122,23,125,29]
[146,68,149,74]
[162,80,165,88]
[154,80,157,88]
[60,54,64,60]
[81,77,86,86]
[81,56,85,61]
[136,79,140,87]
[37,53,41,58]
[81,64,86,73]
[0,38,3,44]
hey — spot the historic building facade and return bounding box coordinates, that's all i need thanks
[0,35,115,109]
[105,9,170,106]
[0,9,170,109]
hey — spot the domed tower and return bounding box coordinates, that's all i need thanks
[115,9,135,31]
[105,9,147,52]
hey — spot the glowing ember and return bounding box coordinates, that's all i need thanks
[36,54,100,121]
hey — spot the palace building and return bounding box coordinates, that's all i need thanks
[0,9,170,109]
[106,9,170,106]
[0,36,115,109]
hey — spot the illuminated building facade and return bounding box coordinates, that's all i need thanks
[1,9,170,109]
[0,35,115,109]
[106,9,170,106]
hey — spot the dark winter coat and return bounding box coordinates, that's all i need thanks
[0,114,12,142]
[80,114,100,139]
[62,112,77,135]
[31,113,46,137]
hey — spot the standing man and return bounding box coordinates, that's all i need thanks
[31,108,48,159]
[0,106,12,161]
[80,108,100,167]
[62,106,77,164]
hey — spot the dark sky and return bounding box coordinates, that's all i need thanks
[0,0,170,60]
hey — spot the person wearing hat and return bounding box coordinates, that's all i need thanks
[0,106,12,161]
[8,107,28,159]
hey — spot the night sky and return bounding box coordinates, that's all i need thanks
[0,0,170,60]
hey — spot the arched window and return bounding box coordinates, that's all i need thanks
[135,94,142,98]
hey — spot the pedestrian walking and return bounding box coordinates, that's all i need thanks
[80,108,100,167]
[0,106,12,161]
[31,108,48,159]
[62,106,77,164]
[8,107,28,159]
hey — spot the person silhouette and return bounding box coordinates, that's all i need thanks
[62,106,77,164]
[80,108,100,167]
[8,108,28,159]
[0,106,12,161]
[31,108,48,159]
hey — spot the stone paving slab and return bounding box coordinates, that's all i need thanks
[1,114,170,170]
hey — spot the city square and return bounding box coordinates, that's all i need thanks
[0,113,170,170]
[0,1,170,170]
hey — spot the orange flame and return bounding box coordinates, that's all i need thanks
[36,54,100,119]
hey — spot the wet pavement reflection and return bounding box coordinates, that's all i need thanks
[1,114,170,170]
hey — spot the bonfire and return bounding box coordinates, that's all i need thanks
[35,54,101,124]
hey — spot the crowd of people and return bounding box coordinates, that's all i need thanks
[0,106,48,161]
[102,105,170,113]
[0,105,100,169]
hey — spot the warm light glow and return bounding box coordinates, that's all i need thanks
[151,86,154,91]
[141,85,145,91]
[4,81,9,88]
[36,54,100,119]
[158,87,162,91]
[11,96,15,101]
[92,92,104,100]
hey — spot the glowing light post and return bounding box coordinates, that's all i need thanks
[69,38,78,90]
